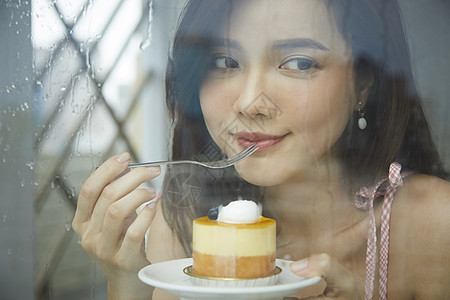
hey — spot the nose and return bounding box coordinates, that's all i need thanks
[232,68,278,120]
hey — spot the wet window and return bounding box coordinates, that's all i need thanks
[0,0,449,299]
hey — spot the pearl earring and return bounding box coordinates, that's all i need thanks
[358,101,367,130]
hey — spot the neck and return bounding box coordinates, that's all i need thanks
[263,160,368,259]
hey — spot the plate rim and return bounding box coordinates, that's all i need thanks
[138,258,322,295]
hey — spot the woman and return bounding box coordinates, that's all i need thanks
[72,0,450,299]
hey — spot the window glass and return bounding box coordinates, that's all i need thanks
[0,0,449,299]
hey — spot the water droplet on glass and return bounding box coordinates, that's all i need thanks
[139,39,151,51]
[65,223,71,231]
[25,161,34,170]
[2,215,7,223]
[20,102,29,111]
[140,0,154,51]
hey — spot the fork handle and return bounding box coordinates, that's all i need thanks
[128,160,193,168]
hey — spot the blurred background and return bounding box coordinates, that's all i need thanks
[0,0,449,299]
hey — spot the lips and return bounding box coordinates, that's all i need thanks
[235,132,287,151]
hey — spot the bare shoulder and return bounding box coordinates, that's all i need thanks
[389,174,450,298]
[394,174,450,227]
[400,173,450,202]
[146,199,186,264]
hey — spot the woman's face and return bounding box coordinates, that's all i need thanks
[199,0,357,186]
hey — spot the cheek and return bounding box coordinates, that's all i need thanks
[280,67,355,147]
[281,82,353,124]
[199,82,222,127]
[199,80,233,120]
[199,80,236,149]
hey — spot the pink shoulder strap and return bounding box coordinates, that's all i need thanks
[355,162,410,300]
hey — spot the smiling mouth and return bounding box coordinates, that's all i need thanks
[235,132,288,151]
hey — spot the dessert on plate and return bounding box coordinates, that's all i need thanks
[192,200,276,279]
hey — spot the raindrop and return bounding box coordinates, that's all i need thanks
[60,86,67,91]
[2,215,7,223]
[20,102,29,111]
[65,223,71,231]
[7,249,11,256]
[139,0,154,51]
[140,39,151,51]
[25,161,34,170]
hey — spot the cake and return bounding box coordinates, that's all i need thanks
[192,200,276,279]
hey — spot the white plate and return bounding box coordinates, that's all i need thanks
[138,258,321,300]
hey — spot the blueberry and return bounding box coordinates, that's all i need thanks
[207,206,219,220]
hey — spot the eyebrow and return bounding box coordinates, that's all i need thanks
[210,38,241,50]
[209,37,330,52]
[272,38,330,51]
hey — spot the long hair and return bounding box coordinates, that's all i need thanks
[328,0,448,183]
[161,0,448,255]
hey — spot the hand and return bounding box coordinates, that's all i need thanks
[290,254,361,300]
[72,153,161,299]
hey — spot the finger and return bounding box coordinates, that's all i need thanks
[99,188,158,255]
[73,153,131,227]
[88,166,161,233]
[116,199,160,267]
[291,254,360,299]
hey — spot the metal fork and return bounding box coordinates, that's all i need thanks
[128,143,258,169]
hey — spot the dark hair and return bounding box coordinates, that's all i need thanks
[327,0,448,183]
[161,0,448,255]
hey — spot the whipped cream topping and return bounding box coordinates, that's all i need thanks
[217,200,262,224]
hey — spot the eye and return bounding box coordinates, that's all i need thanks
[211,56,239,69]
[279,56,317,71]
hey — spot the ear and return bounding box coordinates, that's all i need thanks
[354,68,374,110]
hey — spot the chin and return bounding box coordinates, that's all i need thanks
[234,163,289,187]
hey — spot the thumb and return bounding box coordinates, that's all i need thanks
[290,253,361,299]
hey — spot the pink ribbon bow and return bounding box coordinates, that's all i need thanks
[355,162,409,300]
